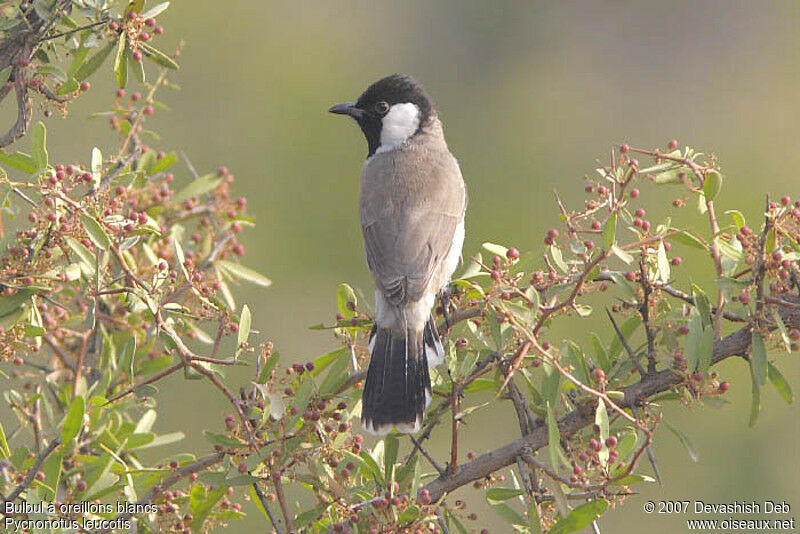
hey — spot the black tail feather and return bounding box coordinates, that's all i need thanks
[362,325,432,434]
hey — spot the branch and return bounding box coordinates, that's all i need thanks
[418,295,800,502]
[3,437,61,503]
[93,452,226,534]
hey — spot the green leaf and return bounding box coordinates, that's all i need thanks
[203,431,243,448]
[217,260,272,288]
[56,78,79,95]
[603,213,617,250]
[62,395,85,443]
[0,288,36,318]
[546,401,560,470]
[749,358,761,427]
[750,332,767,386]
[36,64,67,82]
[725,209,745,230]
[80,213,111,250]
[141,2,171,18]
[0,421,11,459]
[91,147,103,188]
[336,283,357,319]
[656,240,670,283]
[549,500,609,534]
[236,304,251,353]
[0,151,37,173]
[114,34,128,88]
[30,122,47,170]
[149,152,177,174]
[489,502,528,527]
[397,504,420,524]
[595,399,609,464]
[482,242,508,257]
[703,170,722,201]
[486,488,525,504]
[384,433,399,484]
[669,230,706,250]
[174,173,221,202]
[75,41,115,81]
[767,362,793,404]
[610,244,633,264]
[191,484,226,530]
[140,42,180,69]
[0,66,11,86]
[664,421,698,462]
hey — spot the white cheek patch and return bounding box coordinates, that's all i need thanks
[377,103,420,154]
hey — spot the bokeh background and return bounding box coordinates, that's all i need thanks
[4,1,800,531]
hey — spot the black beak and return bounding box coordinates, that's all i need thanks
[328,102,363,118]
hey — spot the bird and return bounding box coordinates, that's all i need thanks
[329,74,467,435]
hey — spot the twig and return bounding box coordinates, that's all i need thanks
[93,452,226,533]
[409,435,446,477]
[605,309,645,377]
[252,481,283,534]
[273,474,296,534]
[631,404,662,486]
[104,361,185,404]
[3,437,60,503]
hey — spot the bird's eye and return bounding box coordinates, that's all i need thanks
[374,101,390,114]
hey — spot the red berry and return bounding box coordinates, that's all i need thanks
[79,81,91,91]
[108,21,120,31]
[76,480,87,491]
[605,436,618,448]
[591,220,601,230]
[781,196,791,206]
[692,372,704,382]
[625,271,636,282]
[678,325,690,335]
[546,228,558,239]
[597,186,608,195]
[233,244,245,256]
[116,89,126,98]
[115,185,125,196]
[718,381,730,393]
[154,26,164,35]
[671,257,682,266]
[630,188,640,198]
[739,291,750,305]
[17,57,29,67]
[238,463,248,474]
[620,143,629,153]
[593,368,605,382]
[145,17,157,27]
[668,139,678,150]
[13,357,23,366]
[490,270,501,281]
[139,32,151,41]
[506,247,519,260]
[143,105,154,116]
[131,92,142,102]
[132,50,143,62]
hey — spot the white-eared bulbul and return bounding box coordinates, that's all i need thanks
[329,74,467,434]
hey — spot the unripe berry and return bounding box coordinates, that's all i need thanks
[593,368,605,382]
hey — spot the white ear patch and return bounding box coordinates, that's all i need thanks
[377,103,420,154]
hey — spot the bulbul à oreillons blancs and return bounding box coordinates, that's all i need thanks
[329,74,467,435]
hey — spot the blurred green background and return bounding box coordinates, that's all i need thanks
[5,0,800,531]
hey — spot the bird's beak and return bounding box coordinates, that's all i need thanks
[328,102,363,118]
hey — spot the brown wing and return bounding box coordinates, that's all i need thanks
[360,147,466,307]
